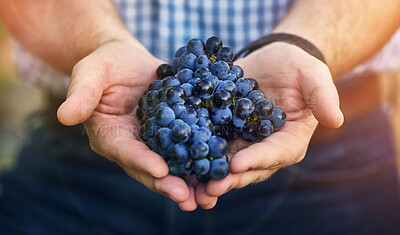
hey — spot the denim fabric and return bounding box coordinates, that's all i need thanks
[1,107,400,235]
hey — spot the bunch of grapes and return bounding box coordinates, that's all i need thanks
[136,37,286,183]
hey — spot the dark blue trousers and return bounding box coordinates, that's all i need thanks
[1,107,400,234]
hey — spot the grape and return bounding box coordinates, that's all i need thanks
[155,106,175,127]
[206,36,223,55]
[208,136,228,157]
[211,107,232,125]
[230,65,244,78]
[164,86,185,106]
[194,79,214,99]
[210,158,230,180]
[179,52,197,70]
[167,160,180,176]
[175,46,187,58]
[154,127,173,149]
[146,90,158,107]
[135,36,287,182]
[213,90,232,109]
[236,78,253,97]
[197,108,209,118]
[255,99,275,119]
[211,61,230,80]
[147,80,162,92]
[177,68,194,83]
[247,90,265,103]
[180,108,198,125]
[194,67,211,79]
[270,108,287,128]
[161,76,180,88]
[190,141,209,159]
[193,158,211,175]
[192,127,212,143]
[197,117,212,128]
[156,64,174,79]
[234,98,254,119]
[187,38,206,57]
[195,55,211,70]
[168,143,189,163]
[242,124,258,142]
[171,122,191,143]
[258,119,273,138]
[185,96,203,111]
[180,83,194,97]
[171,102,186,118]
[217,47,234,62]
[216,80,237,97]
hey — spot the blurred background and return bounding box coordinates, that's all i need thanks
[0,21,42,173]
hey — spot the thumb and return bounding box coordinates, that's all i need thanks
[300,63,344,128]
[57,58,104,126]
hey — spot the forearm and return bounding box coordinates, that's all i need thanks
[274,0,400,78]
[0,0,141,74]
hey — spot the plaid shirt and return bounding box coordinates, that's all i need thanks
[14,0,400,94]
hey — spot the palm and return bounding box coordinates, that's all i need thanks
[194,43,343,209]
[58,41,198,211]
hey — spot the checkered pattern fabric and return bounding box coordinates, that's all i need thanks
[13,0,400,94]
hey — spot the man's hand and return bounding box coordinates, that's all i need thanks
[195,42,344,209]
[57,40,197,211]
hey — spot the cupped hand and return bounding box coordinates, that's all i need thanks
[195,42,344,209]
[57,40,197,211]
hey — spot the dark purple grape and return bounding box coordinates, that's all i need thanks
[193,158,211,175]
[177,68,194,83]
[154,127,173,149]
[270,108,287,128]
[247,90,265,103]
[187,38,206,57]
[161,76,181,88]
[242,124,258,142]
[164,86,186,106]
[179,52,197,70]
[235,78,253,97]
[156,64,174,79]
[208,136,228,157]
[230,65,244,78]
[235,98,254,119]
[175,46,187,58]
[216,47,234,62]
[213,90,232,109]
[211,107,232,125]
[194,79,214,99]
[185,96,203,111]
[216,80,237,97]
[155,106,175,127]
[195,55,211,70]
[168,143,189,163]
[255,99,275,119]
[190,141,209,159]
[206,36,223,55]
[211,61,230,80]
[258,119,273,138]
[209,158,230,180]
[146,90,158,107]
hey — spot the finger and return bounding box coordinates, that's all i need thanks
[195,183,218,209]
[85,119,169,178]
[125,169,190,203]
[177,186,198,211]
[299,62,344,128]
[205,170,276,197]
[57,56,104,126]
[230,119,316,173]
